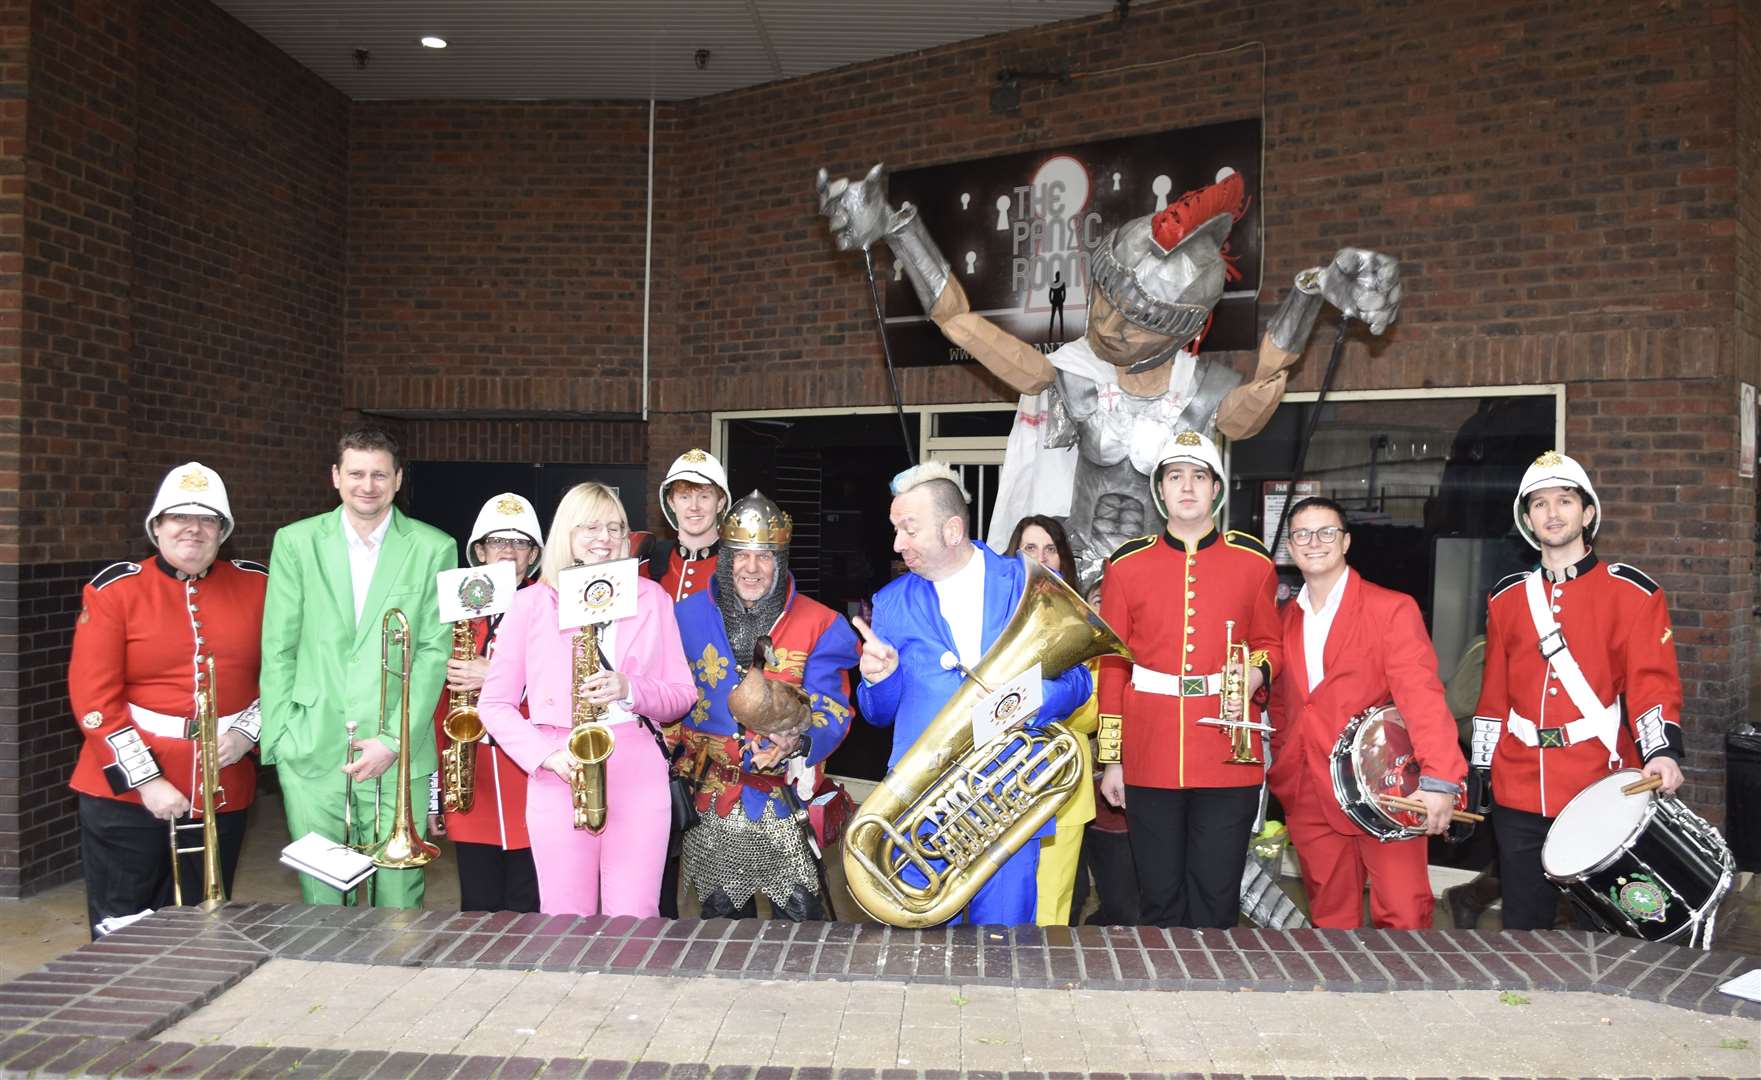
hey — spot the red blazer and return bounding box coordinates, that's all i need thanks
[1267,570,1466,836]
[1473,554,1682,816]
[1098,529,1281,790]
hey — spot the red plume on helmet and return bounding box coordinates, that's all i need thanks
[1149,170,1250,282]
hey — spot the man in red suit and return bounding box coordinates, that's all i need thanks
[1097,430,1281,929]
[1471,451,1685,930]
[429,493,544,912]
[1267,497,1464,929]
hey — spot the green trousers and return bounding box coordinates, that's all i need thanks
[278,764,432,907]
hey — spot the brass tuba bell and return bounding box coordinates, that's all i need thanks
[842,557,1132,928]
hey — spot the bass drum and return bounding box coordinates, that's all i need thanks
[1328,704,1457,842]
[1541,769,1733,948]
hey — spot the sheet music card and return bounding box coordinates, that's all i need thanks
[971,662,1042,746]
[437,561,517,624]
[558,558,638,629]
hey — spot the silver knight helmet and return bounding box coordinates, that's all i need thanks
[715,490,793,661]
[1087,168,1248,372]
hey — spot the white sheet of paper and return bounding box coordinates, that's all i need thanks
[436,561,517,623]
[971,662,1042,746]
[558,558,638,629]
[1717,968,1761,1003]
[279,832,376,893]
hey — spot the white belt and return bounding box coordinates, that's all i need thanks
[129,702,259,742]
[1504,707,1618,750]
[1131,666,1223,697]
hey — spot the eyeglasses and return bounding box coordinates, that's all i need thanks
[1290,526,1343,545]
[162,513,222,531]
[574,522,629,539]
[482,537,536,552]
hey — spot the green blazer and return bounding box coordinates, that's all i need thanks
[259,506,457,780]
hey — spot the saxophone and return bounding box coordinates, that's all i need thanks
[440,619,485,813]
[565,623,615,832]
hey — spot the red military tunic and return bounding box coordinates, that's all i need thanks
[632,532,719,601]
[432,613,532,849]
[1473,552,1684,817]
[1098,529,1281,790]
[68,556,266,811]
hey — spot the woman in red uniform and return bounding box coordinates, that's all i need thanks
[429,493,544,912]
[68,463,267,935]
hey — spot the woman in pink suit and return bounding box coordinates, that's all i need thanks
[480,482,696,916]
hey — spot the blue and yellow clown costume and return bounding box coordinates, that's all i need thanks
[857,539,1093,926]
[672,491,858,921]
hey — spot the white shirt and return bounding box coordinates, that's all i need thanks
[344,511,394,623]
[933,545,988,670]
[1296,566,1351,693]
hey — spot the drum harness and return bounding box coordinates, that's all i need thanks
[1508,571,1622,770]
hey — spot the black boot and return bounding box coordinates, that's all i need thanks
[700,889,759,920]
[776,884,824,923]
[1442,871,1501,930]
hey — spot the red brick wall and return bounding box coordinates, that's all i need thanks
[132,0,349,555]
[345,102,661,421]
[0,0,349,896]
[1735,0,1759,392]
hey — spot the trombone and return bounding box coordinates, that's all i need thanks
[169,655,225,909]
[343,609,440,904]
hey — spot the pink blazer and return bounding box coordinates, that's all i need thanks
[480,576,696,776]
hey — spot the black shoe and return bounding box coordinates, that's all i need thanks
[777,884,824,923]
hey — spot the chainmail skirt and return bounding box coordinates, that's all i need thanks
[681,799,818,908]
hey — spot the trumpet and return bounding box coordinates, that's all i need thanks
[440,619,485,814]
[1197,619,1272,765]
[566,622,614,832]
[169,655,225,909]
[364,609,439,871]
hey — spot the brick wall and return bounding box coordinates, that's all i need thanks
[1735,0,1759,392]
[0,0,348,897]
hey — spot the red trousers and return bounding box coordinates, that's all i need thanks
[1285,777,1435,929]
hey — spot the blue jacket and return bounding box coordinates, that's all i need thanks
[857,543,1092,766]
[854,543,1092,926]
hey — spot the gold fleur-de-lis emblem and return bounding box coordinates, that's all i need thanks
[1534,450,1564,466]
[1174,431,1203,447]
[683,448,708,463]
[496,496,525,516]
[178,470,210,491]
[694,643,729,688]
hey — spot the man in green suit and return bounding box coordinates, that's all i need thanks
[260,429,457,906]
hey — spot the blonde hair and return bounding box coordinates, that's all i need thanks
[539,482,631,588]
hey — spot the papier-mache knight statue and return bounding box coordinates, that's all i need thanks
[815,164,1401,590]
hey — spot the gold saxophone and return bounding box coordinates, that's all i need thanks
[566,623,615,832]
[169,655,225,909]
[440,619,485,813]
[842,558,1133,928]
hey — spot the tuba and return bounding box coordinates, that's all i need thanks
[169,655,225,909]
[843,558,1133,928]
[566,623,615,832]
[366,609,440,870]
[440,619,485,813]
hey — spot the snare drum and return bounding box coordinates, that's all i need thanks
[1329,704,1451,842]
[1541,769,1734,949]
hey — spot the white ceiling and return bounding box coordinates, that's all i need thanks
[212,1,1124,101]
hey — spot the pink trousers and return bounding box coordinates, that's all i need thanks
[524,720,670,917]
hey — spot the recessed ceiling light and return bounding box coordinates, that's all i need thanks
[420,36,447,49]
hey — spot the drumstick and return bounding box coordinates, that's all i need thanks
[1621,775,1664,796]
[1377,794,1485,824]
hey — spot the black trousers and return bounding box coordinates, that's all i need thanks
[78,794,247,938]
[659,852,681,918]
[1491,802,1598,931]
[1124,785,1258,929]
[453,841,540,913]
[1082,828,1142,926]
